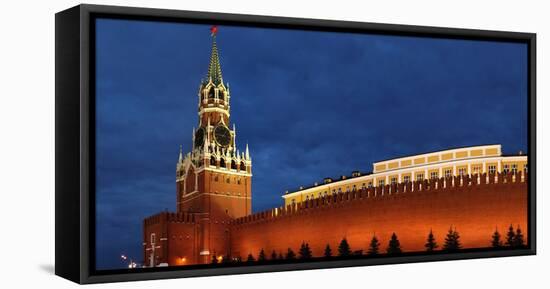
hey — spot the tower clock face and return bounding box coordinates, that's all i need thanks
[194,127,205,148]
[214,125,231,147]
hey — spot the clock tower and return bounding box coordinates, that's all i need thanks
[176,27,252,222]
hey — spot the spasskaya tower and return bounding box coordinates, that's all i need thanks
[176,26,252,220]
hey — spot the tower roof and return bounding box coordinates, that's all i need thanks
[206,26,223,86]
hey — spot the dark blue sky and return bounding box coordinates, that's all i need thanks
[95,18,527,269]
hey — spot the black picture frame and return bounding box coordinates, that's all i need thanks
[55,4,536,284]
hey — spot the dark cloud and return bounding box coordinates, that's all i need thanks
[94,19,528,269]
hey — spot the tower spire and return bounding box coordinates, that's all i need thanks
[206,26,223,85]
[178,145,183,162]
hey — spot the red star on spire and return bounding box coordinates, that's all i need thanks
[210,25,218,37]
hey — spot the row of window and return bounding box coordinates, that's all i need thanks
[213,175,243,185]
[290,163,527,203]
[210,156,246,171]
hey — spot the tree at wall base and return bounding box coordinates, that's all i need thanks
[505,224,516,247]
[425,229,438,252]
[513,226,525,248]
[278,252,284,260]
[491,227,503,248]
[271,250,278,261]
[324,244,333,259]
[386,232,402,255]
[299,242,312,260]
[338,238,351,257]
[258,249,266,263]
[367,235,380,256]
[443,226,462,252]
[285,248,296,260]
[246,253,255,264]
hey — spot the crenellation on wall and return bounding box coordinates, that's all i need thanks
[231,172,527,228]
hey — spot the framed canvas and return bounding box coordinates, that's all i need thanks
[55,4,536,284]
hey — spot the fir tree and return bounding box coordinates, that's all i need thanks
[338,238,351,257]
[386,232,402,255]
[299,242,312,259]
[324,244,333,258]
[271,250,278,261]
[367,235,380,256]
[425,229,438,252]
[258,249,266,262]
[491,228,503,248]
[278,252,284,260]
[286,248,296,260]
[246,253,255,263]
[505,224,516,247]
[443,226,462,252]
[514,226,525,247]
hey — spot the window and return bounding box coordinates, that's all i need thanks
[430,172,438,179]
[291,199,295,205]
[218,90,225,101]
[503,164,510,173]
[367,182,373,188]
[352,185,357,191]
[488,165,496,174]
[240,161,246,171]
[472,166,481,174]
[444,169,452,178]
[210,156,216,166]
[458,168,466,176]
[416,173,424,181]
[208,88,215,98]
[231,160,237,170]
[220,158,226,168]
[390,177,397,185]
[338,188,342,193]
[378,180,385,187]
[524,164,528,173]
[511,164,518,174]
[151,233,156,244]
[403,176,411,183]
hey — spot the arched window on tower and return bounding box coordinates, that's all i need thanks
[240,161,245,171]
[208,87,215,99]
[231,160,237,170]
[218,90,224,101]
[220,158,226,168]
[210,156,216,166]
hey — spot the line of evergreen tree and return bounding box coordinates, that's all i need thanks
[211,225,526,265]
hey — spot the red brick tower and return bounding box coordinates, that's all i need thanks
[174,27,252,263]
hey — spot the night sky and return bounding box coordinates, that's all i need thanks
[95,18,528,270]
